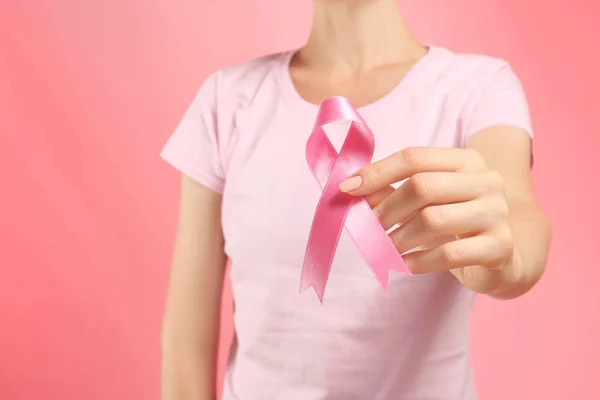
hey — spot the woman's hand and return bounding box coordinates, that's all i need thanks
[339,146,519,294]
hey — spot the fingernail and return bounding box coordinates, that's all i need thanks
[339,176,363,193]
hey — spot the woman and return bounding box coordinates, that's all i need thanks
[160,0,552,399]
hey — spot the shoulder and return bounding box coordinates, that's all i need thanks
[188,51,292,156]
[430,46,517,83]
[207,51,290,104]
[424,47,528,108]
[429,48,532,141]
[423,47,529,116]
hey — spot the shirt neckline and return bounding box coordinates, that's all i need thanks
[276,45,443,117]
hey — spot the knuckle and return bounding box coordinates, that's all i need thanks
[365,164,382,182]
[495,230,514,253]
[480,197,508,221]
[483,233,512,268]
[464,148,486,169]
[484,170,505,191]
[409,173,432,200]
[402,147,426,169]
[420,206,445,230]
[442,243,464,265]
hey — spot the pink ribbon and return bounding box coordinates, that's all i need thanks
[300,96,411,302]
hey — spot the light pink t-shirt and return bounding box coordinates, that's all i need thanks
[161,46,533,400]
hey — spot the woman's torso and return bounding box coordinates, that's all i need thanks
[214,46,508,400]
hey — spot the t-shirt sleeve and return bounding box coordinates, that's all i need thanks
[461,63,533,143]
[160,72,225,193]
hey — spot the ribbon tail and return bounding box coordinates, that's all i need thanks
[299,261,326,304]
[371,264,391,291]
[300,252,331,304]
[343,198,411,289]
[300,192,348,303]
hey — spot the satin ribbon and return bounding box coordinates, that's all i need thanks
[300,96,411,303]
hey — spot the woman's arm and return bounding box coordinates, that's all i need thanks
[467,126,552,298]
[161,175,227,400]
[339,127,551,297]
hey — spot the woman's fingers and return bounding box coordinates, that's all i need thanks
[389,200,494,254]
[402,235,511,274]
[363,185,395,208]
[340,147,487,195]
[373,171,499,231]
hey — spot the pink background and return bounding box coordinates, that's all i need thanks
[1,1,598,399]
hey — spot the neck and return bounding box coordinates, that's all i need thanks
[300,0,423,71]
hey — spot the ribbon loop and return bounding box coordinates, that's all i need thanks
[301,96,411,303]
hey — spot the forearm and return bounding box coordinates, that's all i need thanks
[161,334,218,400]
[490,201,552,299]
